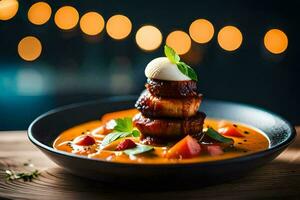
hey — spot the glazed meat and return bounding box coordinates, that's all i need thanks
[146,79,197,98]
[133,112,206,138]
[135,90,202,118]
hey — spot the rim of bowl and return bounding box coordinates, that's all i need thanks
[27,96,297,168]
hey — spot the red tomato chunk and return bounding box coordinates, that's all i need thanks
[74,135,96,146]
[116,139,137,151]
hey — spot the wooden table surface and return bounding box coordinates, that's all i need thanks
[0,129,300,200]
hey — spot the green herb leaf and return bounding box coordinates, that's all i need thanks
[177,62,188,76]
[164,45,180,63]
[5,169,40,182]
[177,62,198,81]
[113,117,133,132]
[101,132,132,147]
[164,45,198,81]
[132,129,140,137]
[204,128,234,144]
[124,144,154,155]
[101,117,141,147]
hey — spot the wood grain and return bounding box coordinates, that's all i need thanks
[0,129,300,200]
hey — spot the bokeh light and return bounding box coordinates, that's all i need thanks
[166,30,191,55]
[80,12,105,36]
[54,6,79,30]
[189,19,214,44]
[217,26,243,51]
[0,0,18,20]
[106,15,132,40]
[18,36,42,61]
[264,29,288,54]
[28,2,51,25]
[135,25,162,51]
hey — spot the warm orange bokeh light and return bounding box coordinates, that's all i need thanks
[28,2,51,25]
[0,0,18,20]
[135,25,162,51]
[54,6,79,30]
[80,12,105,36]
[106,15,132,40]
[18,36,42,61]
[264,29,288,54]
[189,19,214,44]
[166,31,191,55]
[217,26,243,51]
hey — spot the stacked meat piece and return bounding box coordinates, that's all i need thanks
[133,78,206,142]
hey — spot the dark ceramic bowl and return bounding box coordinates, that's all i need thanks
[28,97,296,186]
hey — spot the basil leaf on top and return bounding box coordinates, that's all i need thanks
[177,62,188,75]
[180,62,198,81]
[204,128,234,144]
[124,144,154,155]
[164,45,198,81]
[164,45,180,63]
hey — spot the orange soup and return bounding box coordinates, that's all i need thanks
[53,109,269,164]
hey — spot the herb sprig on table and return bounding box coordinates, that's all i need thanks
[5,169,40,182]
[164,45,198,81]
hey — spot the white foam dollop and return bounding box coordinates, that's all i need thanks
[145,57,191,81]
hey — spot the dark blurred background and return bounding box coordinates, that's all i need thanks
[0,0,298,130]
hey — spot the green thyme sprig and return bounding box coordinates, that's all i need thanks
[5,169,40,182]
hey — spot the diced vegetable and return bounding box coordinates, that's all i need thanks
[116,139,137,151]
[166,135,201,159]
[204,145,224,156]
[218,127,244,137]
[205,128,234,144]
[74,135,96,146]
